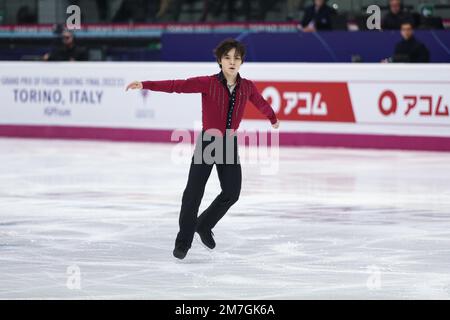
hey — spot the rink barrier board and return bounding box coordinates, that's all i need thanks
[1,62,449,151]
[0,125,449,152]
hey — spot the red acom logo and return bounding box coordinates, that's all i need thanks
[378,90,449,117]
[243,82,355,122]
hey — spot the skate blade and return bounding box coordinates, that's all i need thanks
[195,234,214,251]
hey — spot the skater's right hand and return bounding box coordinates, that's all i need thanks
[272,120,280,129]
[126,81,143,91]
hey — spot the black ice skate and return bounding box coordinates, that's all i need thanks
[196,227,216,249]
[173,243,190,259]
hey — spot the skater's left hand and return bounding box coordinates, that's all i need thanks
[126,81,143,91]
[272,120,280,129]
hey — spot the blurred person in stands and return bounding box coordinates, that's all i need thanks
[300,0,336,32]
[382,22,430,63]
[382,0,415,30]
[43,30,87,61]
[126,38,280,260]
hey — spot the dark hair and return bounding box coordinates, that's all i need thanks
[62,29,74,38]
[400,21,414,28]
[388,0,404,9]
[213,38,246,68]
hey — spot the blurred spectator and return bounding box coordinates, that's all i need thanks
[43,30,88,61]
[301,0,336,32]
[394,22,429,62]
[382,0,415,30]
[383,22,430,63]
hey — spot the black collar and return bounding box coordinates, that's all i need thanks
[217,70,241,87]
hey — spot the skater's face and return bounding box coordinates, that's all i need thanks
[220,48,242,78]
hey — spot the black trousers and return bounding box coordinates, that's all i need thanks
[176,130,242,248]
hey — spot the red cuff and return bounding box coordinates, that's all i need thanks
[269,115,278,125]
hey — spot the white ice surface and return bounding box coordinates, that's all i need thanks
[1,137,450,299]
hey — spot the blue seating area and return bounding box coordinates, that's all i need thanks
[161,30,450,63]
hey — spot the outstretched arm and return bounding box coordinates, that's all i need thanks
[126,76,210,94]
[249,81,280,129]
[126,81,143,90]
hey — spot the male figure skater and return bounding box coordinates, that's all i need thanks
[126,38,280,259]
